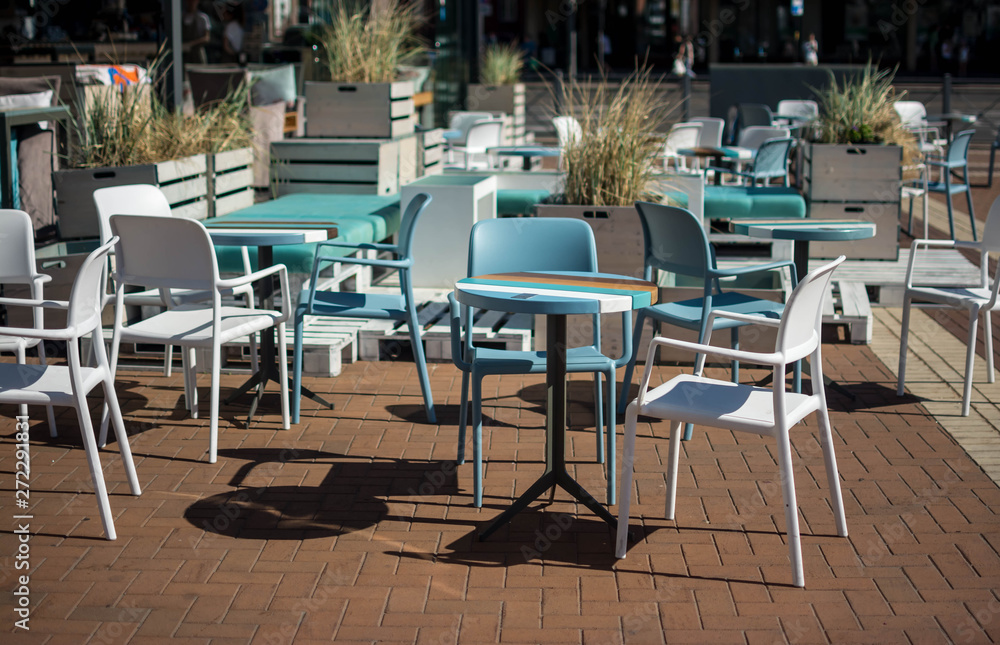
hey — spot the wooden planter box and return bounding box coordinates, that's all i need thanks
[802,143,901,261]
[208,147,255,218]
[270,136,417,196]
[53,154,208,240]
[304,81,415,139]
[467,83,526,145]
[418,128,446,176]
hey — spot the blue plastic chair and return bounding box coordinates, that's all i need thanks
[708,137,796,186]
[617,202,799,441]
[449,218,630,507]
[924,129,976,241]
[291,193,436,424]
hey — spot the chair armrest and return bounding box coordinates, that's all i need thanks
[0,296,69,310]
[447,293,472,372]
[217,263,286,289]
[317,240,400,254]
[707,309,782,328]
[314,254,412,270]
[926,159,963,169]
[905,239,981,288]
[0,323,75,341]
[713,260,797,285]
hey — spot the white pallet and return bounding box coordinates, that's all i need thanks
[823,280,873,344]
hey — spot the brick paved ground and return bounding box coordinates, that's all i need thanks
[0,146,998,645]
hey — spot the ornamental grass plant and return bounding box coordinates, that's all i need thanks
[480,42,524,86]
[310,0,423,83]
[556,64,676,207]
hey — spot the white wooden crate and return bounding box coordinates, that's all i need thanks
[822,280,873,344]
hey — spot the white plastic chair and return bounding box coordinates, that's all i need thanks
[0,237,142,540]
[451,120,503,170]
[107,214,291,463]
[897,197,1000,416]
[737,125,791,153]
[0,209,57,435]
[552,115,582,148]
[894,101,946,155]
[776,99,819,122]
[662,122,702,171]
[616,256,849,588]
[446,111,495,163]
[690,116,724,148]
[93,185,257,381]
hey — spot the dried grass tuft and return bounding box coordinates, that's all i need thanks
[480,42,524,86]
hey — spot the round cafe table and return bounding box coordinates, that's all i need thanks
[455,270,658,540]
[488,145,562,170]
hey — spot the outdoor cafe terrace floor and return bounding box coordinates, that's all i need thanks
[1,165,999,644]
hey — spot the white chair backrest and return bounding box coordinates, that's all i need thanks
[776,256,845,358]
[110,215,219,292]
[776,99,819,119]
[464,120,503,151]
[982,196,1000,255]
[0,210,37,283]
[449,111,495,145]
[664,122,702,153]
[93,185,173,245]
[553,115,582,148]
[68,237,117,331]
[894,101,928,128]
[690,117,724,147]
[738,126,791,151]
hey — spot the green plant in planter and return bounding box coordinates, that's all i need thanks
[309,0,423,83]
[555,65,677,207]
[480,42,524,86]
[811,59,917,162]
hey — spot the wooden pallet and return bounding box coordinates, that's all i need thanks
[823,280,872,344]
[359,301,533,362]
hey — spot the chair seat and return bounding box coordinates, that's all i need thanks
[0,363,103,406]
[470,345,613,375]
[908,286,1000,309]
[640,373,819,434]
[926,180,969,194]
[119,304,284,346]
[302,290,407,320]
[644,292,784,330]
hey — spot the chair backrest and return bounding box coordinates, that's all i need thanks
[68,237,117,331]
[776,99,819,120]
[750,137,795,178]
[981,195,1000,254]
[553,115,582,148]
[738,103,774,131]
[894,100,928,128]
[690,117,724,147]
[738,126,790,151]
[93,184,173,244]
[775,256,845,358]
[0,209,37,283]
[468,218,598,276]
[187,66,250,108]
[110,214,219,292]
[449,111,494,144]
[463,120,503,151]
[634,202,710,281]
[395,193,433,259]
[664,122,702,153]
[947,129,975,167]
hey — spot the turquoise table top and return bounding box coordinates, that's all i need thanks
[455,271,658,316]
[730,219,877,242]
[405,174,493,187]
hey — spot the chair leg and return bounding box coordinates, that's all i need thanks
[36,345,57,437]
[897,293,913,397]
[618,311,647,411]
[907,190,914,236]
[985,311,995,384]
[163,345,173,377]
[277,322,290,430]
[457,370,470,464]
[775,428,805,587]
[615,401,640,558]
[594,375,605,464]
[187,348,199,419]
[15,345,28,421]
[664,420,683,521]
[965,181,977,242]
[101,375,142,497]
[730,327,740,383]
[472,374,484,508]
[816,407,848,539]
[962,308,979,417]
[406,305,436,424]
[945,185,956,240]
[605,368,617,506]
[988,146,996,189]
[209,341,221,463]
[291,308,305,424]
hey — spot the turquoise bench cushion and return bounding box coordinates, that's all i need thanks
[211,194,401,273]
[497,188,552,216]
[704,185,806,220]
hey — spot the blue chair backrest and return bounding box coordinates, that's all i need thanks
[397,193,433,259]
[634,202,711,281]
[468,218,598,276]
[751,137,795,178]
[948,130,975,167]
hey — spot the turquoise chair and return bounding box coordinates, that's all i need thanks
[617,202,798,440]
[924,129,976,241]
[449,218,629,507]
[708,137,796,186]
[291,193,436,424]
